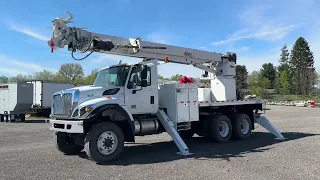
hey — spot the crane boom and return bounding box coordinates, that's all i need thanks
[48,12,237,76]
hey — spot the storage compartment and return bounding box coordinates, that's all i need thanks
[197,88,212,102]
[158,83,199,127]
[210,77,237,101]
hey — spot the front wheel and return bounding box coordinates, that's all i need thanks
[84,122,124,163]
[54,132,83,155]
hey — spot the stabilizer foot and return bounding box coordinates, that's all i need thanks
[255,115,286,140]
[156,108,194,156]
[177,151,194,156]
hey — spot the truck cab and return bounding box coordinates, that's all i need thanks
[49,60,162,163]
[50,61,159,121]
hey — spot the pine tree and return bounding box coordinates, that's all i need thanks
[280,44,290,65]
[275,44,291,93]
[260,63,276,88]
[235,65,248,89]
[289,37,315,95]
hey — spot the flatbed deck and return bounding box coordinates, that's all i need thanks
[179,99,265,107]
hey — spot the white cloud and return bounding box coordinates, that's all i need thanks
[0,68,29,76]
[0,54,57,76]
[212,5,301,46]
[212,24,298,46]
[7,21,50,41]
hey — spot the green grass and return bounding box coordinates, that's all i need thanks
[25,116,54,120]
[265,94,320,102]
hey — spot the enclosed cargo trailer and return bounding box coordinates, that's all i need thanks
[0,83,33,122]
[25,80,76,117]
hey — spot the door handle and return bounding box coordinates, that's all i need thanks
[150,96,154,104]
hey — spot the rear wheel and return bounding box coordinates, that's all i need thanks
[54,132,83,155]
[230,113,252,140]
[84,122,124,163]
[208,115,232,143]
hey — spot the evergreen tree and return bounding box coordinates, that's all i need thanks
[289,37,315,95]
[260,63,276,88]
[275,44,291,93]
[235,65,248,89]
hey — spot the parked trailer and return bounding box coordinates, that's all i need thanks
[25,80,77,117]
[0,83,33,122]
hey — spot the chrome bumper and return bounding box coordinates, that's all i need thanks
[48,120,84,133]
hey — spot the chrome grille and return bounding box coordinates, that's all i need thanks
[52,93,73,117]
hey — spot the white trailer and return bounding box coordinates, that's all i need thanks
[0,83,33,122]
[46,12,286,163]
[26,80,77,117]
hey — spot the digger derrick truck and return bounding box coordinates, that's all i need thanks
[47,12,286,163]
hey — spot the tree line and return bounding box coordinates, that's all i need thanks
[235,37,319,98]
[0,63,99,85]
[0,63,184,85]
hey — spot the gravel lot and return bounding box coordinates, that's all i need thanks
[1,106,320,180]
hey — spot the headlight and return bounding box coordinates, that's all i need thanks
[79,105,95,116]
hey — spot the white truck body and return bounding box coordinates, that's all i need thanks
[46,12,286,163]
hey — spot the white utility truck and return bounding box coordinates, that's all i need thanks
[47,12,285,163]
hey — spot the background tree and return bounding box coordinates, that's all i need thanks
[170,74,182,81]
[158,74,170,81]
[54,63,84,83]
[260,63,276,88]
[289,37,315,95]
[32,70,56,81]
[248,71,271,98]
[235,65,248,89]
[0,75,9,83]
[275,44,291,93]
[9,74,33,83]
[279,70,289,94]
[76,68,99,85]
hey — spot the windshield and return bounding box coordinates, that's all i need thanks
[93,66,130,86]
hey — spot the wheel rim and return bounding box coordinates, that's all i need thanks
[97,131,118,155]
[218,121,230,137]
[240,118,250,134]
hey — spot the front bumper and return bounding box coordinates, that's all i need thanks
[48,120,84,133]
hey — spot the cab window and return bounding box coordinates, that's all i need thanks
[127,66,151,89]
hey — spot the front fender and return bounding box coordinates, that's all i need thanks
[71,97,128,119]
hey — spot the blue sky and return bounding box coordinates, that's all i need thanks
[0,0,319,78]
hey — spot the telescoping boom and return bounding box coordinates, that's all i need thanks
[49,11,237,78]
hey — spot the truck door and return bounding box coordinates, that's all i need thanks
[124,65,158,114]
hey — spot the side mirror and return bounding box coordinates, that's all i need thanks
[141,65,148,79]
[141,79,148,87]
[132,82,137,89]
[128,82,137,89]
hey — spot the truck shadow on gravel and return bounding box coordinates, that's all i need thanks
[78,132,318,165]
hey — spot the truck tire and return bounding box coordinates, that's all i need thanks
[54,132,83,155]
[84,122,124,163]
[230,113,252,140]
[208,115,232,143]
